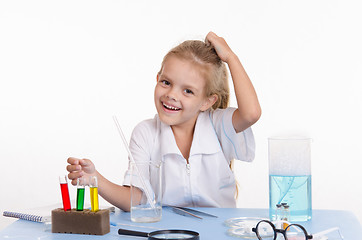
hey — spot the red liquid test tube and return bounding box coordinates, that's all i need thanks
[59,175,71,211]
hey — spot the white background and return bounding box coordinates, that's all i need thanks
[1,0,361,230]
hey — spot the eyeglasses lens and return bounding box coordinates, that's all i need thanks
[285,225,306,240]
[256,221,274,240]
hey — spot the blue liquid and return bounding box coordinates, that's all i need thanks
[269,175,312,221]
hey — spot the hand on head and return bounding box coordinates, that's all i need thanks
[205,31,235,63]
[66,157,96,186]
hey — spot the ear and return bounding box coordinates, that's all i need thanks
[200,94,218,111]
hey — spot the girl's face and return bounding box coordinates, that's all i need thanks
[154,56,216,130]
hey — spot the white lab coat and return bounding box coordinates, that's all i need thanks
[123,107,255,208]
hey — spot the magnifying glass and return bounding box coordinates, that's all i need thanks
[118,228,200,240]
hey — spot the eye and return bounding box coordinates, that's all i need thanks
[184,89,194,95]
[161,80,170,86]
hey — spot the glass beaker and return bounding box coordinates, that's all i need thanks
[130,161,162,223]
[268,138,312,221]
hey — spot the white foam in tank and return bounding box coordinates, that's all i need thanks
[268,138,311,176]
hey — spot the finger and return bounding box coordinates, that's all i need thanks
[205,32,212,45]
[68,171,84,181]
[205,31,218,44]
[205,38,210,46]
[66,164,81,172]
[71,179,77,186]
[205,35,210,46]
[79,158,93,167]
[209,31,218,38]
[67,157,80,165]
[69,174,89,186]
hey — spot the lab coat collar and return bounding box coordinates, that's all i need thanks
[159,120,181,156]
[190,110,221,156]
[159,110,221,158]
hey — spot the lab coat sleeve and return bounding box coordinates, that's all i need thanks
[210,107,255,163]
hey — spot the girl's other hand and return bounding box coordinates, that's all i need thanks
[205,31,236,63]
[66,157,96,186]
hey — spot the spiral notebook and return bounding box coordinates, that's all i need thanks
[3,204,115,223]
[3,211,50,223]
[2,204,60,223]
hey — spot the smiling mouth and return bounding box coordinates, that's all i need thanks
[162,102,181,111]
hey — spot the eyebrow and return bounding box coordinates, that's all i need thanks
[159,72,170,80]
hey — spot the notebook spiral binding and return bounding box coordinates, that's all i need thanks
[3,211,47,223]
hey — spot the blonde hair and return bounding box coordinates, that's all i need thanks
[158,40,230,110]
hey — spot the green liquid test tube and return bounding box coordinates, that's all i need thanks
[76,178,85,211]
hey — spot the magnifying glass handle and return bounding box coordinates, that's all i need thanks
[118,228,149,238]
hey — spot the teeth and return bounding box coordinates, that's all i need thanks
[163,103,180,110]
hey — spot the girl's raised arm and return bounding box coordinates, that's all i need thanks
[206,31,261,132]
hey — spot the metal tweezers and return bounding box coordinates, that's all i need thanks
[167,205,218,219]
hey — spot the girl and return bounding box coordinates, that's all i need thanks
[67,32,261,211]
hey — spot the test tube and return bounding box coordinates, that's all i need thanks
[89,176,99,212]
[59,175,71,211]
[282,204,290,230]
[76,178,85,211]
[275,204,282,219]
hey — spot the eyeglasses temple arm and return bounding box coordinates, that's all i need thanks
[312,227,344,239]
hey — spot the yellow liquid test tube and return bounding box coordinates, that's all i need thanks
[89,176,99,212]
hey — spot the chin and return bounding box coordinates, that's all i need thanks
[158,114,177,126]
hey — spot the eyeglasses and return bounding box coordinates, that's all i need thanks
[252,220,313,240]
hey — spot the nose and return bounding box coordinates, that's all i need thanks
[167,95,178,102]
[166,88,179,102]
